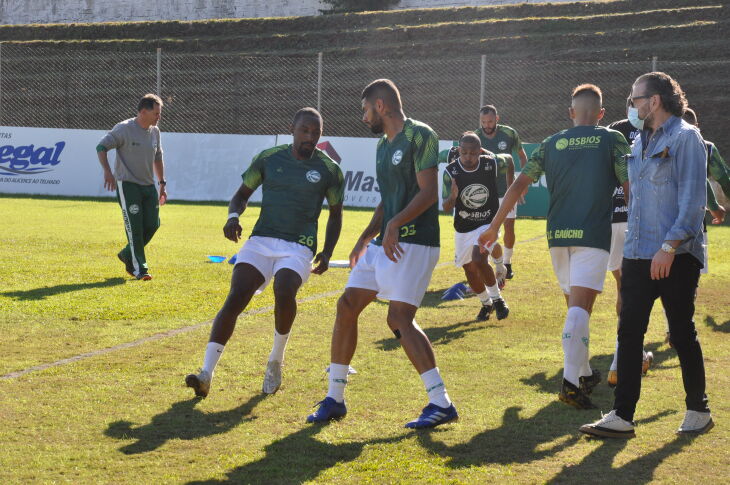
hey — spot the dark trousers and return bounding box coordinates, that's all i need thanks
[614,254,709,422]
[116,181,160,275]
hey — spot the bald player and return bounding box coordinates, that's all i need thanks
[480,84,630,409]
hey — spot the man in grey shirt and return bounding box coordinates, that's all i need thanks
[581,72,712,439]
[97,93,166,280]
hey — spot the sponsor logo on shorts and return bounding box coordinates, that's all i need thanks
[498,141,508,151]
[128,204,140,215]
[392,149,403,165]
[305,170,321,183]
[460,183,489,209]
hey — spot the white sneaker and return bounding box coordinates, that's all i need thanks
[677,410,714,434]
[185,369,212,398]
[262,360,282,394]
[579,410,636,438]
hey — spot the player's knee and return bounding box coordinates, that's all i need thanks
[336,293,357,319]
[273,279,298,302]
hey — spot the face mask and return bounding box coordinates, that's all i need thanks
[627,106,644,130]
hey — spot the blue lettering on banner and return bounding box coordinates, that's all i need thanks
[0,141,65,176]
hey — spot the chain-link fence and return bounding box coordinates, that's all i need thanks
[1,45,729,157]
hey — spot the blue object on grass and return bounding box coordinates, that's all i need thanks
[442,282,467,300]
[207,255,226,263]
[228,254,237,264]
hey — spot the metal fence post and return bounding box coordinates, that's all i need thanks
[0,43,3,125]
[652,55,658,72]
[317,52,323,113]
[156,48,162,95]
[480,54,486,108]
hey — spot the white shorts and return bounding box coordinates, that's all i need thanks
[454,224,498,267]
[499,197,517,219]
[549,246,610,295]
[346,242,440,307]
[608,222,627,272]
[235,236,313,294]
[701,230,709,275]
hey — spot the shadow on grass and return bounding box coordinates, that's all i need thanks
[1,277,126,301]
[105,394,265,454]
[375,318,496,351]
[547,412,692,485]
[186,425,406,484]
[704,315,730,333]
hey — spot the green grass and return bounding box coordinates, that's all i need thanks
[1,195,729,484]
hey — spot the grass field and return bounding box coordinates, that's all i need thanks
[1,195,729,484]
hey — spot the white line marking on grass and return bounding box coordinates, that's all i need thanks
[2,233,545,380]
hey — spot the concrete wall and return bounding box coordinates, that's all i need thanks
[0,0,596,25]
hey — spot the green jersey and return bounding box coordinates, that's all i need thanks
[476,124,522,196]
[521,125,629,251]
[375,118,440,248]
[242,144,344,254]
[707,141,730,198]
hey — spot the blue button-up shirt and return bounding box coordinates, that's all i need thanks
[624,116,706,265]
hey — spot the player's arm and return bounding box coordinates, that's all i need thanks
[707,180,725,224]
[612,130,631,206]
[514,129,529,200]
[225,154,265,242]
[708,144,730,199]
[96,126,122,192]
[350,202,383,268]
[479,141,546,250]
[153,130,167,204]
[313,166,346,274]
[442,170,458,213]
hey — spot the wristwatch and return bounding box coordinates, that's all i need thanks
[660,242,676,254]
[158,179,167,186]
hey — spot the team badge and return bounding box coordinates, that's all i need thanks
[305,170,321,183]
[392,150,403,165]
[555,138,569,150]
[498,141,508,151]
[128,204,140,215]
[460,184,489,209]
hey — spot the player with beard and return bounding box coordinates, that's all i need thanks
[186,108,344,398]
[476,105,527,279]
[306,79,458,428]
[442,133,510,321]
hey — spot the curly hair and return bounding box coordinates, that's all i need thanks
[635,72,687,117]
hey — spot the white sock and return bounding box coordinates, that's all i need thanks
[476,289,491,305]
[202,342,225,375]
[268,329,290,363]
[610,338,618,371]
[421,367,451,408]
[326,363,349,403]
[504,247,514,264]
[486,284,501,300]
[561,306,590,387]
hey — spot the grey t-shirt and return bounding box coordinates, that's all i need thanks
[99,118,163,185]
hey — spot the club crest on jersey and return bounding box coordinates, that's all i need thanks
[498,141,508,151]
[460,184,489,209]
[392,150,403,165]
[128,204,140,215]
[305,170,321,183]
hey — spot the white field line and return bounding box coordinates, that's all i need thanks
[1,233,545,380]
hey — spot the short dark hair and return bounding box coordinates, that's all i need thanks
[635,72,687,117]
[459,131,481,147]
[572,83,602,105]
[361,79,402,109]
[682,107,698,126]
[292,107,322,126]
[479,105,498,116]
[137,93,163,112]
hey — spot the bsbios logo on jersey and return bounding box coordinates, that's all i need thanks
[392,150,403,165]
[460,184,489,209]
[305,170,321,183]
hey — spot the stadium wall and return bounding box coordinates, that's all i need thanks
[0,0,598,25]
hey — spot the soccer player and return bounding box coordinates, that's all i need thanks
[306,79,458,428]
[605,119,653,387]
[479,84,630,409]
[476,105,528,279]
[186,108,344,397]
[442,133,509,322]
[97,94,166,281]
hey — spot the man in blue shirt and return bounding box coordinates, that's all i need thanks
[581,72,713,438]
